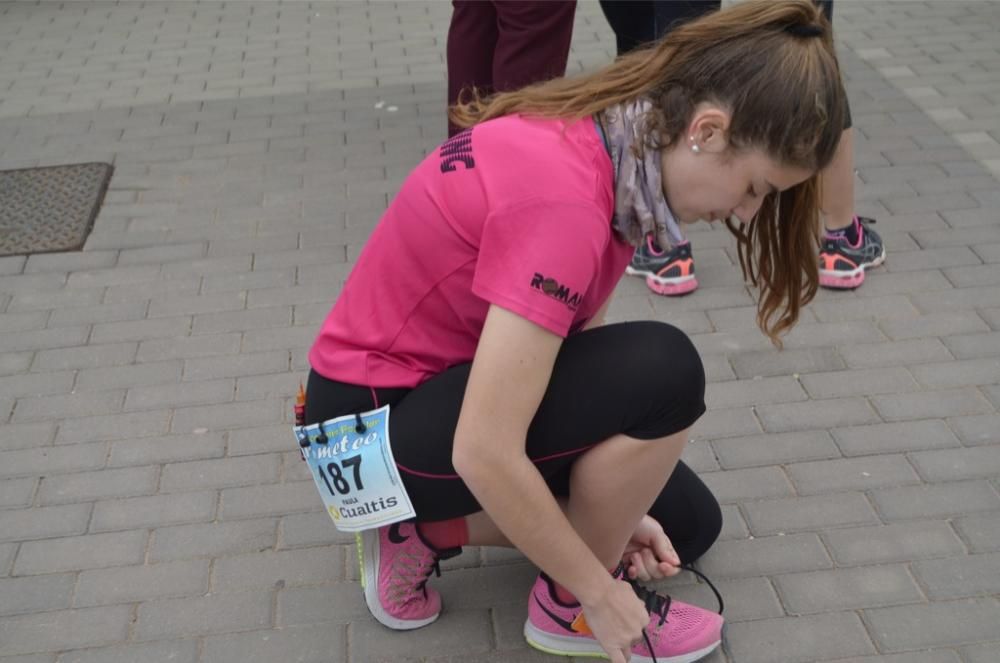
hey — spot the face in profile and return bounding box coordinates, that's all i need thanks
[660,105,814,226]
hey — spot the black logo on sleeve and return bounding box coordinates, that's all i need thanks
[440,130,475,173]
[530,273,582,311]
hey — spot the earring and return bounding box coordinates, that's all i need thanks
[691,144,701,154]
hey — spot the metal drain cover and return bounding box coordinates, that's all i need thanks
[0,162,113,257]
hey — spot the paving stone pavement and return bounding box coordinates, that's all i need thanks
[1,1,999,661]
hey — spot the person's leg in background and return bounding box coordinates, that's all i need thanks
[447,1,577,138]
[598,1,656,55]
[491,1,577,93]
[815,0,887,289]
[446,1,498,138]
[602,1,720,297]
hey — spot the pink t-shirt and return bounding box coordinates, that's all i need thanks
[309,114,634,388]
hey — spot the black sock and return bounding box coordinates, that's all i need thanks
[827,216,860,244]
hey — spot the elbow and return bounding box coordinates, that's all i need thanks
[451,441,483,483]
[452,436,507,485]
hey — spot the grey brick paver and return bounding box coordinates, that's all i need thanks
[960,643,1000,663]
[912,552,1000,600]
[699,533,832,579]
[871,480,1000,521]
[711,430,840,469]
[160,454,280,493]
[953,513,1000,553]
[822,652,961,663]
[57,640,199,663]
[0,443,108,479]
[0,606,131,657]
[774,565,923,615]
[699,466,794,503]
[865,599,1000,652]
[757,397,881,433]
[74,559,210,607]
[149,518,277,562]
[2,1,1000,660]
[798,367,919,399]
[786,455,921,495]
[872,387,994,421]
[832,420,962,456]
[0,477,36,508]
[133,590,272,640]
[724,612,876,663]
[36,466,158,505]
[353,609,493,661]
[744,492,880,536]
[275,584,365,627]
[212,546,343,592]
[90,491,218,532]
[13,530,148,576]
[0,574,75,617]
[200,624,345,663]
[0,422,55,452]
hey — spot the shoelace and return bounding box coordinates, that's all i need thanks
[622,563,726,663]
[408,546,461,600]
[681,563,725,616]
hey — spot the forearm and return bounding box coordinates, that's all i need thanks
[456,447,614,606]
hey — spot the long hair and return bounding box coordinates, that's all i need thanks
[450,0,846,343]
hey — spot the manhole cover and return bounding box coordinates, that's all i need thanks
[0,162,114,257]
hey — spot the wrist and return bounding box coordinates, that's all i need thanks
[574,567,618,608]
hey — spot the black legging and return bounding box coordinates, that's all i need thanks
[598,0,851,129]
[306,321,722,564]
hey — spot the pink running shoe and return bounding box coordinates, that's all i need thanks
[357,522,460,630]
[524,571,723,663]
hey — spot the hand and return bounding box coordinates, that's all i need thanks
[580,578,649,662]
[622,515,681,582]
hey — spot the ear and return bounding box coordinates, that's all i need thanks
[686,106,731,154]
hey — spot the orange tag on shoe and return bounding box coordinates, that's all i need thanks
[571,612,593,636]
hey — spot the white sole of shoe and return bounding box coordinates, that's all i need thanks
[524,619,721,663]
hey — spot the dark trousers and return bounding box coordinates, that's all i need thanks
[306,321,723,564]
[598,0,721,56]
[446,1,577,137]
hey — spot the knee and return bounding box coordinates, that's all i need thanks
[678,494,722,564]
[624,322,706,418]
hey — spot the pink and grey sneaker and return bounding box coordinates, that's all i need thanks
[524,571,723,663]
[357,522,461,630]
[626,237,699,297]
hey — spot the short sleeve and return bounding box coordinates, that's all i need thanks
[472,199,608,337]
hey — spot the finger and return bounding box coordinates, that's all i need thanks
[659,560,681,577]
[630,552,650,581]
[652,534,680,567]
[641,548,660,579]
[608,648,628,663]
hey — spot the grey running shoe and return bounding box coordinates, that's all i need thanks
[818,216,885,289]
[626,236,698,296]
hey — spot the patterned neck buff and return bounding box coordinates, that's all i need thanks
[599,98,684,250]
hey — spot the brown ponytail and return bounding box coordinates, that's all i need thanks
[450,0,845,344]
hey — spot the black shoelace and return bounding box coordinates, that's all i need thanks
[416,545,461,597]
[623,563,725,663]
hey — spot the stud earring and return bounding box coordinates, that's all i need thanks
[691,144,701,154]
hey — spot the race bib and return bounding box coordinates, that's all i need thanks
[294,405,416,532]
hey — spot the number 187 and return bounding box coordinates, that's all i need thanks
[317,455,363,496]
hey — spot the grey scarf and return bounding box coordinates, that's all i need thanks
[599,99,684,249]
